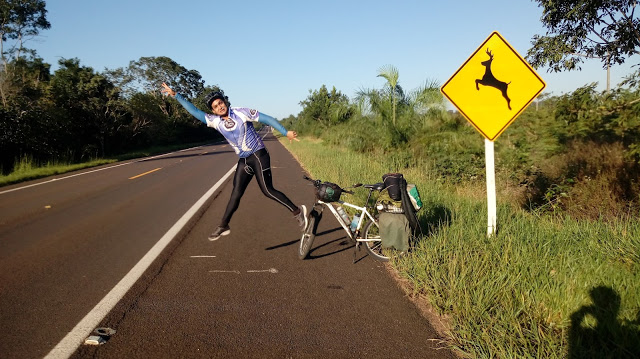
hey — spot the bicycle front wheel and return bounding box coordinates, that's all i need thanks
[362,215,389,262]
[298,209,318,259]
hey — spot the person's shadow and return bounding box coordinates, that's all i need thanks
[568,286,640,358]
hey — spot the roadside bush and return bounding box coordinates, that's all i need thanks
[409,122,484,183]
[521,141,640,219]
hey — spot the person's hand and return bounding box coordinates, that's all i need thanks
[161,82,176,97]
[286,130,300,143]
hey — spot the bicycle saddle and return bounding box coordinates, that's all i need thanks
[364,182,385,191]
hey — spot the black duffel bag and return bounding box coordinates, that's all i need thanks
[382,173,404,201]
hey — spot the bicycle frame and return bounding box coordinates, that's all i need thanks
[314,199,378,242]
[300,176,387,262]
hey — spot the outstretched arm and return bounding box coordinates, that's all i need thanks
[161,82,207,124]
[258,113,300,143]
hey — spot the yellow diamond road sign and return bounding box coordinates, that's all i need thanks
[441,31,546,141]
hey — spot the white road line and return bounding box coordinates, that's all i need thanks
[0,145,207,196]
[261,127,270,140]
[208,268,279,274]
[190,255,217,258]
[247,268,279,273]
[44,165,236,359]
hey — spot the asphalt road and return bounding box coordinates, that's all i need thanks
[0,131,455,359]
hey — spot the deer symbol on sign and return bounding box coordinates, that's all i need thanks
[475,48,511,110]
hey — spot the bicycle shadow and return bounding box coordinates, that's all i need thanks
[265,226,346,250]
[306,232,354,259]
[303,227,377,263]
[568,286,640,358]
[266,225,359,261]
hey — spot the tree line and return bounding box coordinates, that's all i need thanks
[0,54,224,173]
[2,0,639,218]
[0,1,223,173]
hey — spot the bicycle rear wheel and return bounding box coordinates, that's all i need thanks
[362,215,389,262]
[298,209,318,259]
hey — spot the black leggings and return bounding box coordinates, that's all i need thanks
[220,148,298,227]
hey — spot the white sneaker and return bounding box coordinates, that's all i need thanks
[208,226,230,241]
[294,205,308,231]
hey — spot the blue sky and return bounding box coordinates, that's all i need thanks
[33,0,638,119]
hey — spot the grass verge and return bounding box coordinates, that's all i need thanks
[0,142,211,187]
[282,136,640,358]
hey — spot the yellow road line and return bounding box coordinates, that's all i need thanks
[129,167,162,180]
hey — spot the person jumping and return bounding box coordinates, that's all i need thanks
[161,82,307,241]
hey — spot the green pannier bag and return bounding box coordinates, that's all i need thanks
[379,212,410,252]
[406,183,423,211]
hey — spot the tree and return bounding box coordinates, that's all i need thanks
[0,0,50,68]
[106,56,205,100]
[49,58,126,158]
[377,65,401,126]
[0,0,50,106]
[0,56,49,106]
[357,65,413,125]
[526,0,640,72]
[411,78,446,114]
[298,85,352,128]
[356,66,444,148]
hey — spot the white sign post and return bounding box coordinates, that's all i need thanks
[485,139,497,237]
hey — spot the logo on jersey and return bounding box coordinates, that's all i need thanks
[223,118,236,130]
[249,109,258,117]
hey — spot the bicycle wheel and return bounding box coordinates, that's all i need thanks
[362,215,389,262]
[298,209,318,259]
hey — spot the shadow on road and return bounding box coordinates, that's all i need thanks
[266,226,357,261]
[306,235,354,260]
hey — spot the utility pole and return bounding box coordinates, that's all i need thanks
[606,52,611,93]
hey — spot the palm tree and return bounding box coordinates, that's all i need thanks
[377,65,400,126]
[358,65,443,122]
[411,78,445,113]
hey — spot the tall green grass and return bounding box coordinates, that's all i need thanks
[0,155,117,187]
[283,137,640,358]
[0,142,212,187]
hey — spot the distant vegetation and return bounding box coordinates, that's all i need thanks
[2,1,638,220]
[0,1,224,176]
[0,51,225,175]
[282,70,640,220]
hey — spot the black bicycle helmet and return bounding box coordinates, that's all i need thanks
[205,90,230,110]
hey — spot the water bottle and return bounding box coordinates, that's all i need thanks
[336,205,350,225]
[350,213,361,232]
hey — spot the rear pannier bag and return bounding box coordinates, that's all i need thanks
[381,173,423,239]
[379,212,410,252]
[315,182,342,202]
[382,173,403,201]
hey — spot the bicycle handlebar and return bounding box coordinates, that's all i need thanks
[302,176,366,194]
